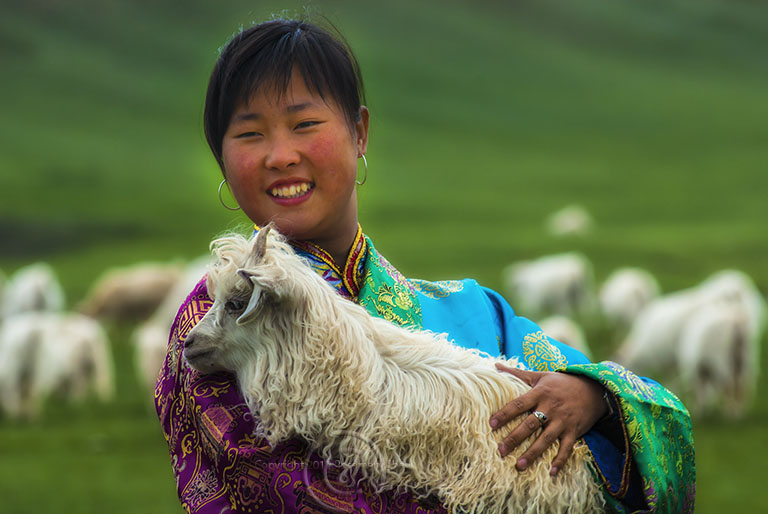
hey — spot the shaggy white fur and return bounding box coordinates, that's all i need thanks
[183,226,605,514]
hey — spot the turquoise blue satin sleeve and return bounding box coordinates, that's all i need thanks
[479,287,592,366]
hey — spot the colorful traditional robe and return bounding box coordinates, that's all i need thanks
[155,226,695,513]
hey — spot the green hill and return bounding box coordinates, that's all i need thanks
[1,1,766,511]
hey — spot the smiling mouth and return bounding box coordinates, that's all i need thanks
[269,182,314,199]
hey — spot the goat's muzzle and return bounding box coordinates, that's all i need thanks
[182,333,221,374]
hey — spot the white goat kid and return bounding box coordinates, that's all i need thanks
[183,226,604,514]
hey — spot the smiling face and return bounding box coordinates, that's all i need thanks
[221,69,369,256]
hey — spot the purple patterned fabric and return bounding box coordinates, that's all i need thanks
[155,279,446,513]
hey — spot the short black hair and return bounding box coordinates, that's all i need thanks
[204,19,366,171]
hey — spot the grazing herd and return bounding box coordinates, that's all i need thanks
[0,259,204,420]
[503,254,766,418]
[0,230,765,422]
[613,270,764,417]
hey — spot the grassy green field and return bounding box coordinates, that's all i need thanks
[1,0,767,511]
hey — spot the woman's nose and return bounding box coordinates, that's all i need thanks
[264,137,299,170]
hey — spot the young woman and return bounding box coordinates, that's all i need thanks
[156,19,695,513]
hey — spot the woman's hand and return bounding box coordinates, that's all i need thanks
[490,363,607,476]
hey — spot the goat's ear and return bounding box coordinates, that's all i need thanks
[248,222,273,265]
[236,270,262,326]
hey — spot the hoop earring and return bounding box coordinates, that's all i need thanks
[356,154,368,186]
[218,179,241,211]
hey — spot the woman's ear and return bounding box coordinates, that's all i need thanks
[355,106,370,157]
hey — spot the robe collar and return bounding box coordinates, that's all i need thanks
[253,224,422,329]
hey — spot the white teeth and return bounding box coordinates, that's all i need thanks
[270,183,312,198]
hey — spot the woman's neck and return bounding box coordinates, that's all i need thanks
[291,221,360,272]
[312,230,358,270]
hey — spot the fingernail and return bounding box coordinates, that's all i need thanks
[550,466,559,477]
[490,418,498,428]
[498,443,506,456]
[516,458,527,470]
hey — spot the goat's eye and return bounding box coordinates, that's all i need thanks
[225,299,246,313]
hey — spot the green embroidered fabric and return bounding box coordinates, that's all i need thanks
[566,362,696,513]
[356,236,422,329]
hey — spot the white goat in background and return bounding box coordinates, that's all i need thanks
[0,311,114,419]
[132,257,208,393]
[696,270,766,341]
[614,269,765,408]
[677,301,757,418]
[545,204,594,238]
[538,315,592,360]
[183,226,604,514]
[0,262,65,318]
[502,252,595,320]
[598,267,660,329]
[0,268,6,308]
[78,262,184,321]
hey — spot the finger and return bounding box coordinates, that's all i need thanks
[489,391,537,430]
[515,422,562,471]
[497,410,545,457]
[549,433,577,477]
[494,363,537,386]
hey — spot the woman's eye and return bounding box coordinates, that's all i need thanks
[235,131,261,138]
[226,299,246,312]
[295,121,319,130]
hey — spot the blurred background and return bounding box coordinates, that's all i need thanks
[1,0,766,511]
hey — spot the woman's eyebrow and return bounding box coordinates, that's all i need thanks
[233,112,261,122]
[285,102,316,113]
[232,102,317,122]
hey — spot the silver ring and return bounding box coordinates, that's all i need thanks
[532,410,548,427]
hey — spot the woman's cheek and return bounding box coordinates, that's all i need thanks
[308,135,335,161]
[224,146,260,179]
[309,134,356,180]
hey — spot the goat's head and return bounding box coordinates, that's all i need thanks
[183,223,298,374]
